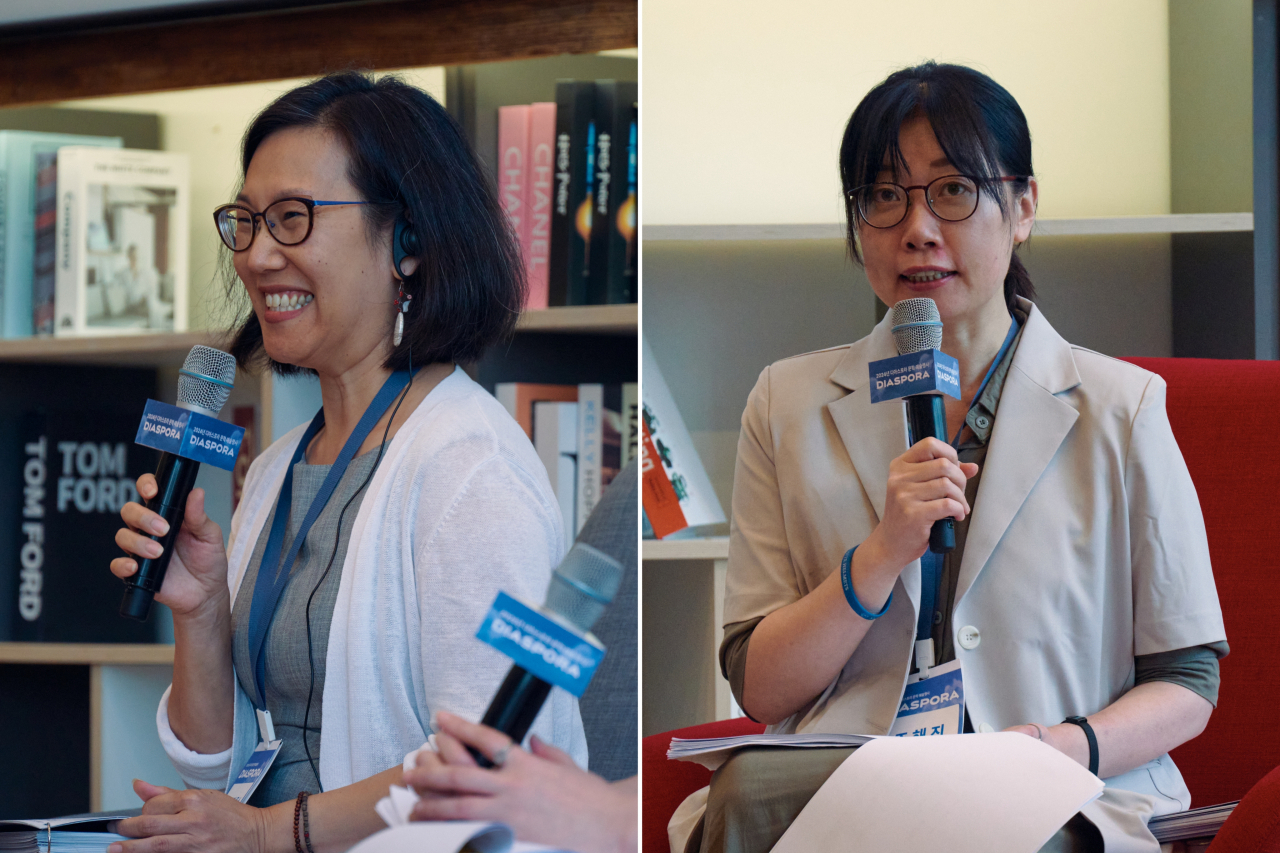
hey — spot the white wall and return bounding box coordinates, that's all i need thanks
[643,0,1171,224]
[56,69,447,330]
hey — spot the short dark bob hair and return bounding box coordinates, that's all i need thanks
[839,61,1036,310]
[225,71,524,375]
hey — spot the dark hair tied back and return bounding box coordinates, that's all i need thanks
[226,70,525,375]
[839,61,1036,311]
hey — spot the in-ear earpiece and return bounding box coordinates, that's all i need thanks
[392,218,420,278]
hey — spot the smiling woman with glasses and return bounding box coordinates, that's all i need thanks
[672,61,1227,853]
[108,71,584,853]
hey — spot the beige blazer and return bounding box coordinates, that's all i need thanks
[724,298,1226,831]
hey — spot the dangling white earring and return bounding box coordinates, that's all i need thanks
[393,284,412,347]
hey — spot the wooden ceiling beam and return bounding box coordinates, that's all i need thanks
[0,0,636,106]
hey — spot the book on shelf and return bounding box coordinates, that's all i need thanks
[526,102,556,311]
[497,105,532,303]
[54,147,189,337]
[0,132,124,339]
[534,400,578,551]
[641,337,726,538]
[0,364,160,643]
[587,80,638,305]
[493,382,579,440]
[621,381,638,467]
[548,80,596,307]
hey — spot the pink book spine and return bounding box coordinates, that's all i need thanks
[498,104,532,303]
[525,101,557,310]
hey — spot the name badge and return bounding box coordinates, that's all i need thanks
[890,659,965,738]
[226,710,283,803]
[475,592,605,697]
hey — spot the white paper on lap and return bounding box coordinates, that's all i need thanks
[768,732,1105,853]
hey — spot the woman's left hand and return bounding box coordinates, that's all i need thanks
[109,780,268,853]
[1004,723,1088,769]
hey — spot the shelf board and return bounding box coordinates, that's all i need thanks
[0,304,635,367]
[517,303,636,334]
[643,536,730,561]
[0,330,221,367]
[644,213,1255,242]
[0,642,175,665]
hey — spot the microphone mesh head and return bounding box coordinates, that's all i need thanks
[543,543,624,633]
[177,346,237,415]
[890,297,943,354]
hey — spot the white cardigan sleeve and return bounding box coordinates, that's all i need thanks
[412,452,587,767]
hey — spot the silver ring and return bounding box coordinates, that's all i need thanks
[1030,723,1046,741]
[491,741,513,768]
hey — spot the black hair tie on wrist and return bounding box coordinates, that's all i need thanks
[1063,715,1099,776]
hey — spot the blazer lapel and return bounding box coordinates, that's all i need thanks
[954,302,1082,605]
[826,315,921,611]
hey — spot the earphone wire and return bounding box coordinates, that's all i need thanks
[300,342,415,792]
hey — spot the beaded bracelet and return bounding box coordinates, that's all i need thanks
[301,791,315,853]
[293,792,306,853]
[839,546,892,620]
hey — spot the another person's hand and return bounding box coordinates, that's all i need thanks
[111,474,230,618]
[404,711,636,853]
[109,780,267,853]
[864,437,979,573]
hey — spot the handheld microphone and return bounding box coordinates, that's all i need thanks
[890,297,955,553]
[120,345,237,621]
[471,541,624,766]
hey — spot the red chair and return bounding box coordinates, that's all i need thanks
[642,358,1280,853]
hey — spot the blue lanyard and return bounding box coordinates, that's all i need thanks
[918,315,1020,643]
[246,369,414,709]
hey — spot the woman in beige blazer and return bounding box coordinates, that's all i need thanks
[675,62,1227,853]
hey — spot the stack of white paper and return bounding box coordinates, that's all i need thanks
[1148,801,1238,842]
[667,732,877,770]
[769,733,1105,853]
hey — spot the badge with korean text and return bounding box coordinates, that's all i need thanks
[889,659,965,737]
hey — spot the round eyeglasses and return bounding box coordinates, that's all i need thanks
[213,198,371,251]
[848,175,1024,229]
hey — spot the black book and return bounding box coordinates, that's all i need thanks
[0,365,159,643]
[586,81,638,305]
[548,80,596,306]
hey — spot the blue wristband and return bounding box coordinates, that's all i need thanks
[840,546,892,620]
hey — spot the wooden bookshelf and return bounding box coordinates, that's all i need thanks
[0,642,175,665]
[517,303,637,334]
[0,0,637,107]
[0,305,636,367]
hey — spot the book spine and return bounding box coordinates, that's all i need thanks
[12,410,47,641]
[32,152,57,336]
[535,401,578,552]
[526,102,556,311]
[53,152,77,337]
[621,381,639,467]
[575,383,604,533]
[497,105,532,307]
[606,87,638,304]
[586,81,618,305]
[548,81,595,306]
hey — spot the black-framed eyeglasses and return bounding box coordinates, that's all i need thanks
[848,175,1025,229]
[213,197,372,251]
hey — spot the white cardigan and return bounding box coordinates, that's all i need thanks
[155,366,587,791]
